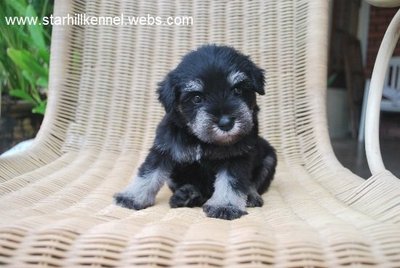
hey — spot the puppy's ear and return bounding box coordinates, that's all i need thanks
[248,66,266,95]
[157,73,177,113]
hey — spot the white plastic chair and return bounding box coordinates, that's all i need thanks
[364,0,400,173]
[359,56,400,142]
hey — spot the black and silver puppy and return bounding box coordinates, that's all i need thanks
[114,45,277,220]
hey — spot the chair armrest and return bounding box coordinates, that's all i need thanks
[366,0,400,7]
[365,9,400,174]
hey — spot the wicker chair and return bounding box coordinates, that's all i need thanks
[1,0,399,266]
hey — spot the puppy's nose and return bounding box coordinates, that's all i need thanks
[217,115,235,131]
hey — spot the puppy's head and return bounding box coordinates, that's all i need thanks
[158,45,265,145]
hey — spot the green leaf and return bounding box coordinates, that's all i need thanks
[5,0,27,16]
[32,101,46,114]
[9,88,35,103]
[7,48,49,78]
[22,70,35,86]
[36,76,48,88]
[26,5,46,51]
[38,48,50,63]
[1,0,53,101]
[0,61,5,75]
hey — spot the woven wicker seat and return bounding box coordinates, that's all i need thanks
[1,0,400,266]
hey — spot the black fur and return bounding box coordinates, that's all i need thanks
[114,45,277,220]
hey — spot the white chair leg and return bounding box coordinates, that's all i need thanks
[365,9,400,174]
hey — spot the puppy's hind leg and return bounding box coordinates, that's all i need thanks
[247,138,277,207]
[114,148,173,210]
[254,153,277,195]
[253,138,277,195]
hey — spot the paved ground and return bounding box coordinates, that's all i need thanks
[331,138,400,179]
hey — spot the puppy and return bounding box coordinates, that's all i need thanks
[114,45,277,220]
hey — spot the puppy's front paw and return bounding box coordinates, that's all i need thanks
[246,193,264,207]
[113,192,153,210]
[203,204,248,220]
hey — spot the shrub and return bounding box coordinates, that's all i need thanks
[0,0,54,115]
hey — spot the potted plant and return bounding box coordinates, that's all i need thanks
[0,0,53,153]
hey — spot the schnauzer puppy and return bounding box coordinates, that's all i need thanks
[114,44,277,220]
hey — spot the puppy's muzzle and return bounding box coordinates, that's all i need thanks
[217,115,235,131]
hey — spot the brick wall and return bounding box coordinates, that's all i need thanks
[366,6,400,77]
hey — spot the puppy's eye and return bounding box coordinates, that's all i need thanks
[233,87,242,96]
[192,95,203,104]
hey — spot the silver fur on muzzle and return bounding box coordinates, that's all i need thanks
[188,103,253,145]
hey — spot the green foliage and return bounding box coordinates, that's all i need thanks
[0,0,53,115]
